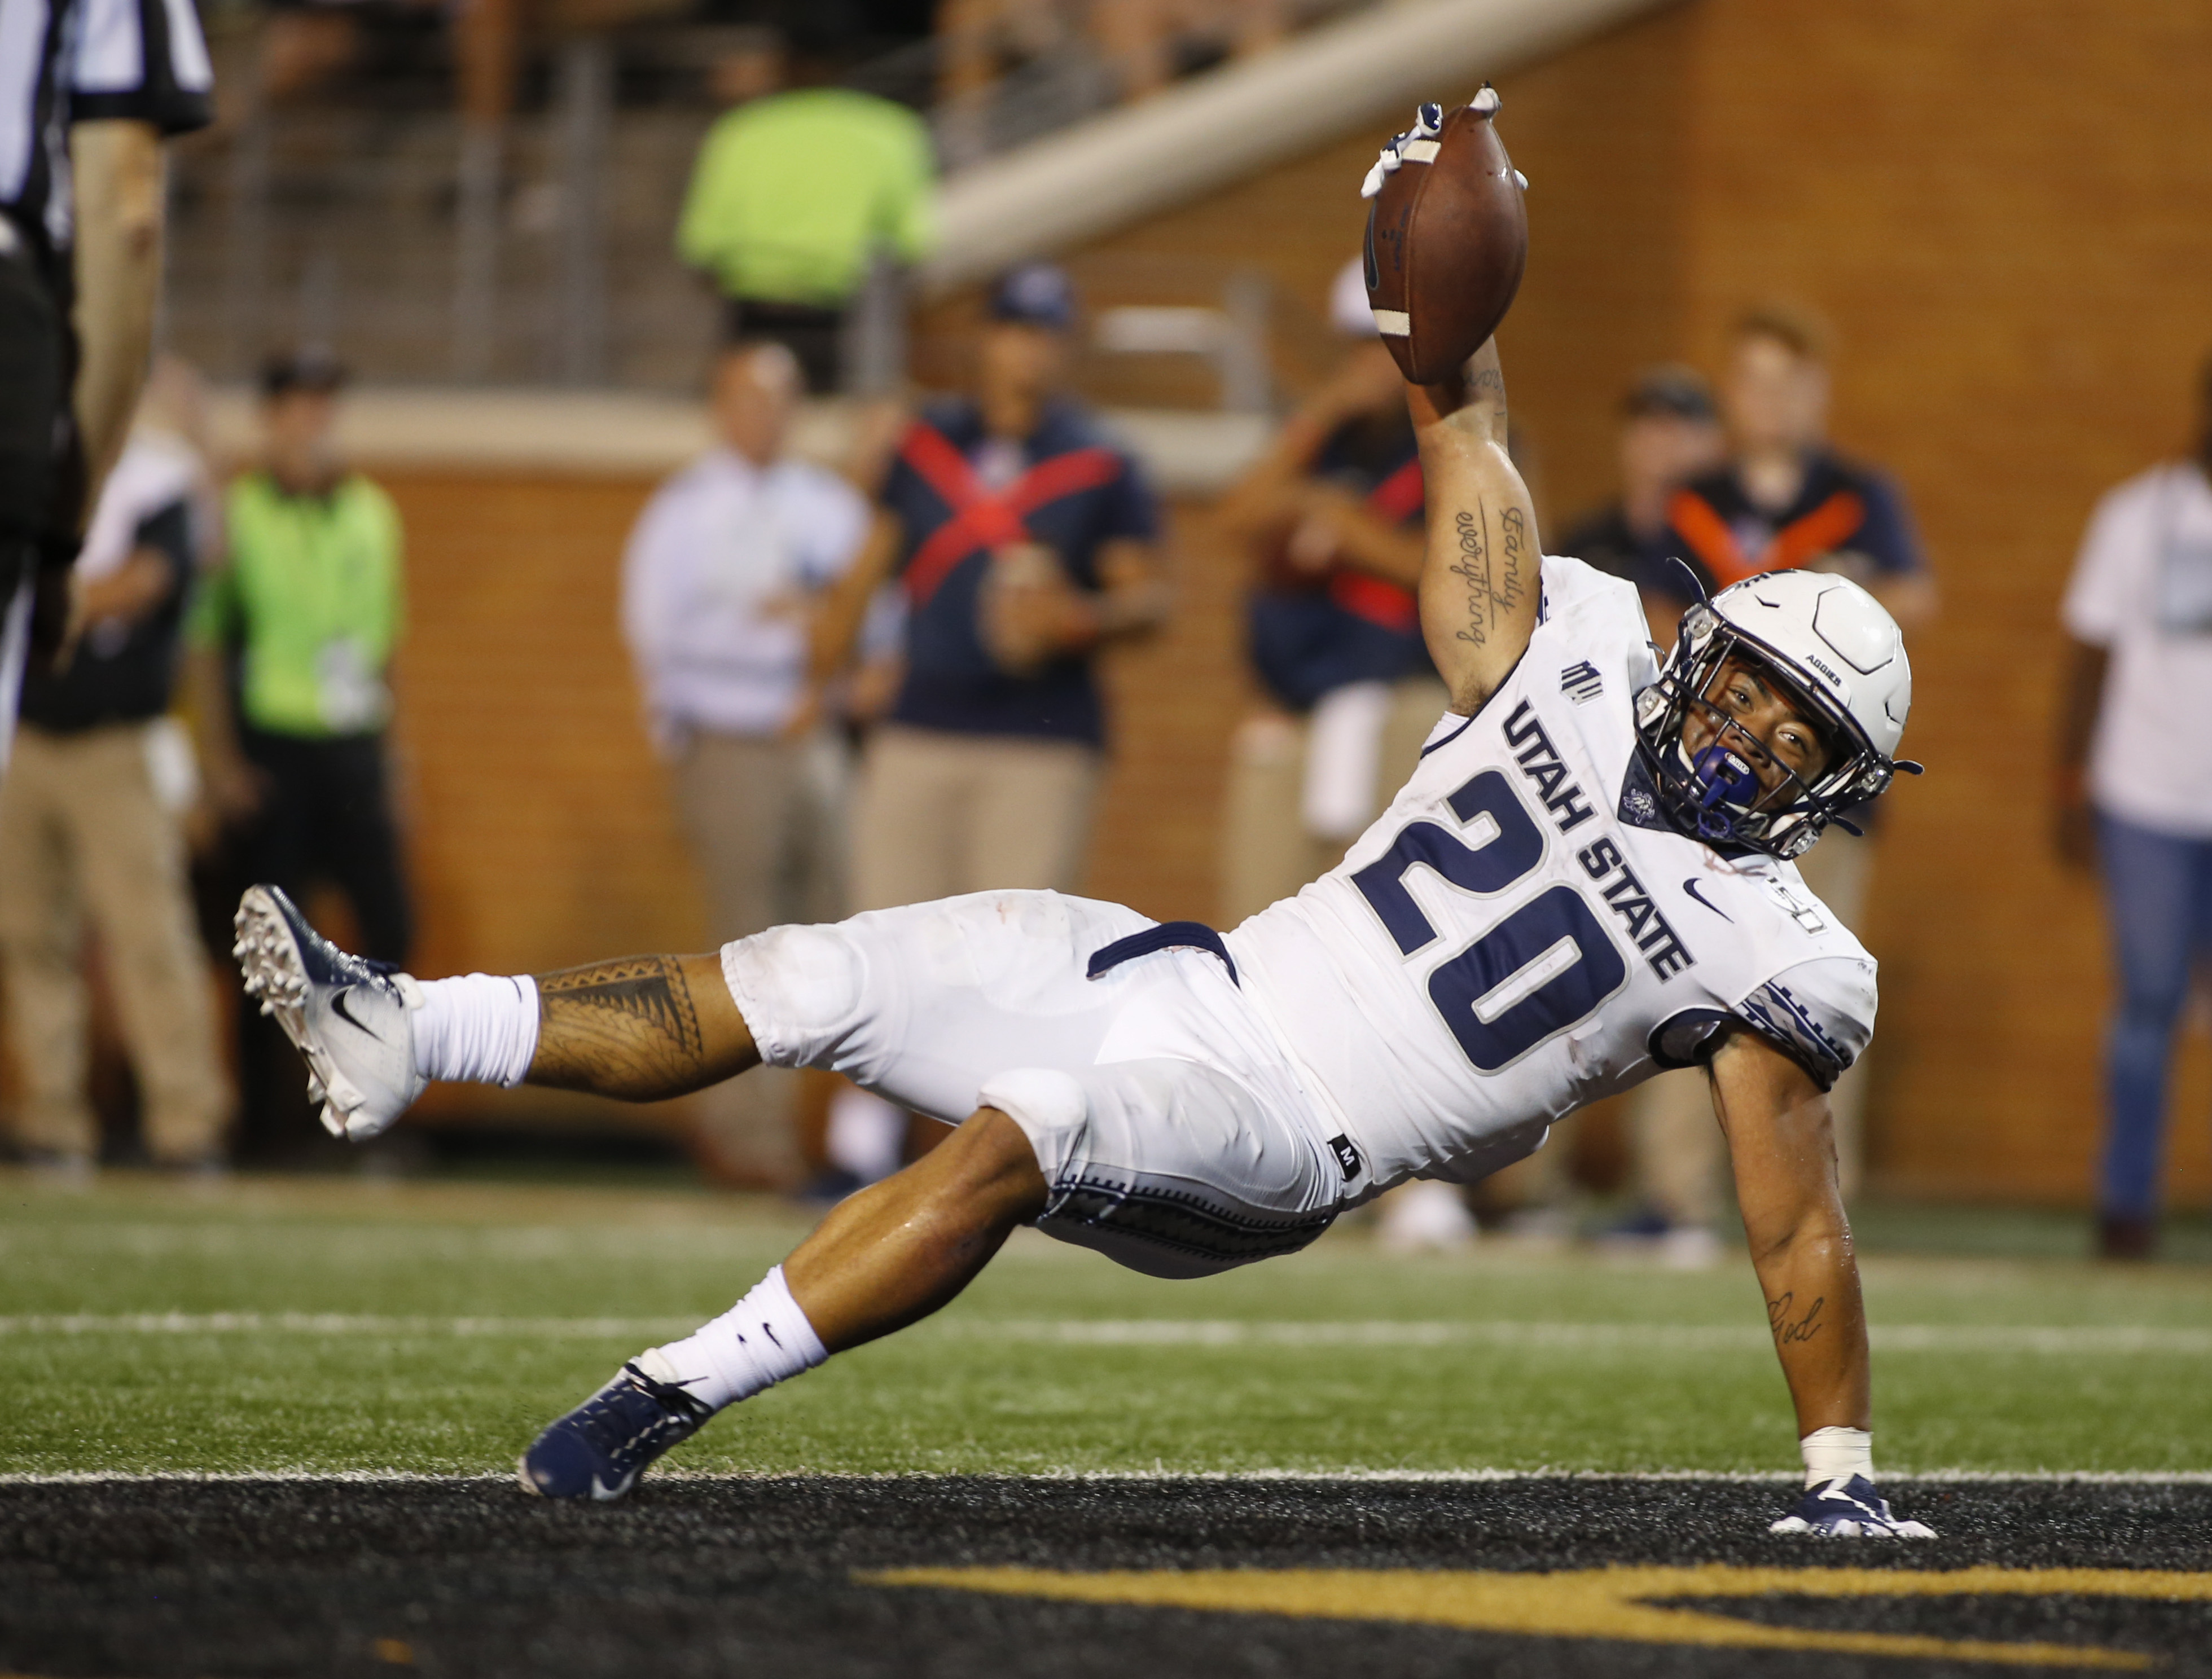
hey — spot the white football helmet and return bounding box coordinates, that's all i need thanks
[1633,569,1919,860]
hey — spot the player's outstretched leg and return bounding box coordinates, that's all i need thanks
[520,1108,1048,1498]
[234,884,1053,1497]
[234,884,758,1138]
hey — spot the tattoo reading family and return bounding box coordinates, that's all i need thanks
[1450,504,1529,650]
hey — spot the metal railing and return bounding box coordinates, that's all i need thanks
[160,2,1377,395]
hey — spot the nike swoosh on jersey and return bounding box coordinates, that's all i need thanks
[1680,879,1732,921]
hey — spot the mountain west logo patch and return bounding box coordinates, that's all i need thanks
[1560,661,1604,704]
[1327,1135,1364,1181]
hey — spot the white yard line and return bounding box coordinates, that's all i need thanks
[0,1312,698,1339]
[3,1315,2206,1355]
[2,1467,2209,1485]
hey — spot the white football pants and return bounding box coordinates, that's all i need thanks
[721,890,1360,1278]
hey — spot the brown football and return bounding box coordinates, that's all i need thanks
[1363,90,1529,384]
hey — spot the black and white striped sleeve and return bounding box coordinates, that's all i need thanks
[67,0,212,135]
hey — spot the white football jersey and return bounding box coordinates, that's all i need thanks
[1226,555,1877,1194]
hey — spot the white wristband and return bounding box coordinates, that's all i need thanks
[1800,1425,1875,1488]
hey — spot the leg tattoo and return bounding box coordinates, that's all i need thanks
[530,955,726,1100]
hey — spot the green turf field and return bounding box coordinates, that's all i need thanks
[2,1170,2207,1480]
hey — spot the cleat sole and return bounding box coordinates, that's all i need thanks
[234,889,345,1114]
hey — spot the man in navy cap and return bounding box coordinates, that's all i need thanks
[811,262,1170,920]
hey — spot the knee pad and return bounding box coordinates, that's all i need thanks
[720,922,868,1070]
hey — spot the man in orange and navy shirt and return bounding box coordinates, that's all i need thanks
[1640,304,1936,642]
[1636,302,1937,1211]
[813,263,1169,915]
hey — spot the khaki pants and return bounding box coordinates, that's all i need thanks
[673,731,846,942]
[1628,824,1878,1225]
[1217,677,1450,926]
[673,729,848,1186]
[0,722,230,1163]
[850,724,1101,912]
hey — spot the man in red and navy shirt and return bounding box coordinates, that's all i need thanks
[815,263,1169,913]
[1212,258,1442,924]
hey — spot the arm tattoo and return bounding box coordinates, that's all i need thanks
[530,955,709,1100]
[1767,1291,1826,1347]
[1452,507,1491,646]
[1497,503,1529,617]
[1449,503,1530,652]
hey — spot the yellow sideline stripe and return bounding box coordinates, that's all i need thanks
[862,1564,2212,1668]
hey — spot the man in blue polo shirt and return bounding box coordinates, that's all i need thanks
[813,263,1169,913]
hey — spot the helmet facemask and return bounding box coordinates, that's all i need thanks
[1634,604,1902,861]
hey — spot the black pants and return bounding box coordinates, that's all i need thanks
[227,728,413,1158]
[723,296,844,395]
[0,227,81,744]
[240,727,412,961]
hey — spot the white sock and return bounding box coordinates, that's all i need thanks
[638,1265,827,1413]
[1800,1425,1875,1488]
[412,973,539,1087]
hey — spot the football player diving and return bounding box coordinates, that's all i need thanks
[235,321,1930,1537]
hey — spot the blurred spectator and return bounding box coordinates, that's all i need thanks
[1214,258,1465,1251]
[1557,366,1726,584]
[1091,0,1285,100]
[1496,368,1722,1262]
[185,349,410,1152]
[798,262,1166,1179]
[1639,305,1937,1211]
[1213,256,1444,928]
[815,261,1169,912]
[940,0,1285,128]
[677,29,937,394]
[0,366,231,1176]
[254,0,440,108]
[2053,355,2212,1262]
[622,340,869,1185]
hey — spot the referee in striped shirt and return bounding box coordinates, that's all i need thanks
[2,0,212,781]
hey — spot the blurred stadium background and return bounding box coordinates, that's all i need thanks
[40,0,2198,1210]
[7,12,2212,1676]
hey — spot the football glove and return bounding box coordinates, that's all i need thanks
[1770,1475,1937,1539]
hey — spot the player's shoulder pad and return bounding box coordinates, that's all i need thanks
[1733,954,1877,1092]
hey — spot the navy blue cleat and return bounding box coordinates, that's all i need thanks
[1770,1475,1936,1539]
[519,1361,714,1501]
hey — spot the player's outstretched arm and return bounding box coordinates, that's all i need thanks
[1409,338,1540,714]
[525,952,762,1101]
[1708,1027,1929,1536]
[1708,1029,1869,1437]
